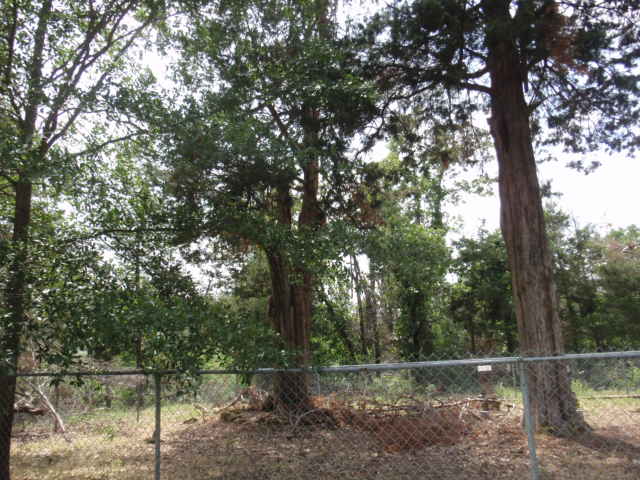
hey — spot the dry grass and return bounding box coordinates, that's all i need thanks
[10,406,194,480]
[10,396,640,480]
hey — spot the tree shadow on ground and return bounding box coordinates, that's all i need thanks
[569,427,640,459]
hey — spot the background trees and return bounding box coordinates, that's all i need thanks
[451,230,516,355]
[358,153,452,365]
[594,227,640,348]
[553,223,640,352]
[451,214,640,356]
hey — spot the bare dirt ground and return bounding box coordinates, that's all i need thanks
[160,397,640,480]
[11,396,640,480]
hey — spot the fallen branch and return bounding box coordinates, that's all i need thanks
[432,397,516,411]
[220,387,269,412]
[581,394,640,400]
[14,388,47,416]
[27,380,71,442]
[291,408,323,430]
[13,403,46,416]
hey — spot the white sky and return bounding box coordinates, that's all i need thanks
[452,151,639,238]
[369,139,639,238]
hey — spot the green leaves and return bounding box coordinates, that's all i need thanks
[451,229,516,354]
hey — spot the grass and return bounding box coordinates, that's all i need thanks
[10,384,640,480]
[11,403,203,480]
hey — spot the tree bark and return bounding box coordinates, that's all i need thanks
[281,113,324,409]
[292,142,322,367]
[482,0,587,435]
[0,374,16,480]
[350,254,369,357]
[365,278,381,364]
[265,184,312,412]
[266,248,312,411]
[262,116,323,413]
[1,181,33,480]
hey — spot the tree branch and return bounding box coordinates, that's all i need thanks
[266,103,300,153]
[46,20,154,149]
[26,379,70,440]
[57,227,183,247]
[70,131,149,158]
[465,67,489,79]
[458,82,492,95]
[22,0,53,145]
[1,0,18,88]
[43,4,158,150]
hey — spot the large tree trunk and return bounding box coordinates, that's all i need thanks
[265,184,313,412]
[2,4,48,475]
[482,0,587,435]
[1,181,32,480]
[267,249,312,411]
[0,374,17,480]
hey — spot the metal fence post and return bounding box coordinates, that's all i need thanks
[519,360,541,480]
[154,373,162,480]
[315,370,321,395]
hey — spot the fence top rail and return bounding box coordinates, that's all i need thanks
[520,350,640,363]
[5,350,640,378]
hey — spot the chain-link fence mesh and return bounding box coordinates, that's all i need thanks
[524,355,640,480]
[4,352,640,479]
[8,373,156,479]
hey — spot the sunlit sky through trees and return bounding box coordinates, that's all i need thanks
[370,138,638,240]
[458,152,638,237]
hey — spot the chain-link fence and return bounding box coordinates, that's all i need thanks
[3,351,640,479]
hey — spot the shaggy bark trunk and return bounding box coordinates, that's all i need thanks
[262,0,330,414]
[266,184,313,412]
[293,135,322,367]
[281,104,324,409]
[482,0,587,435]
